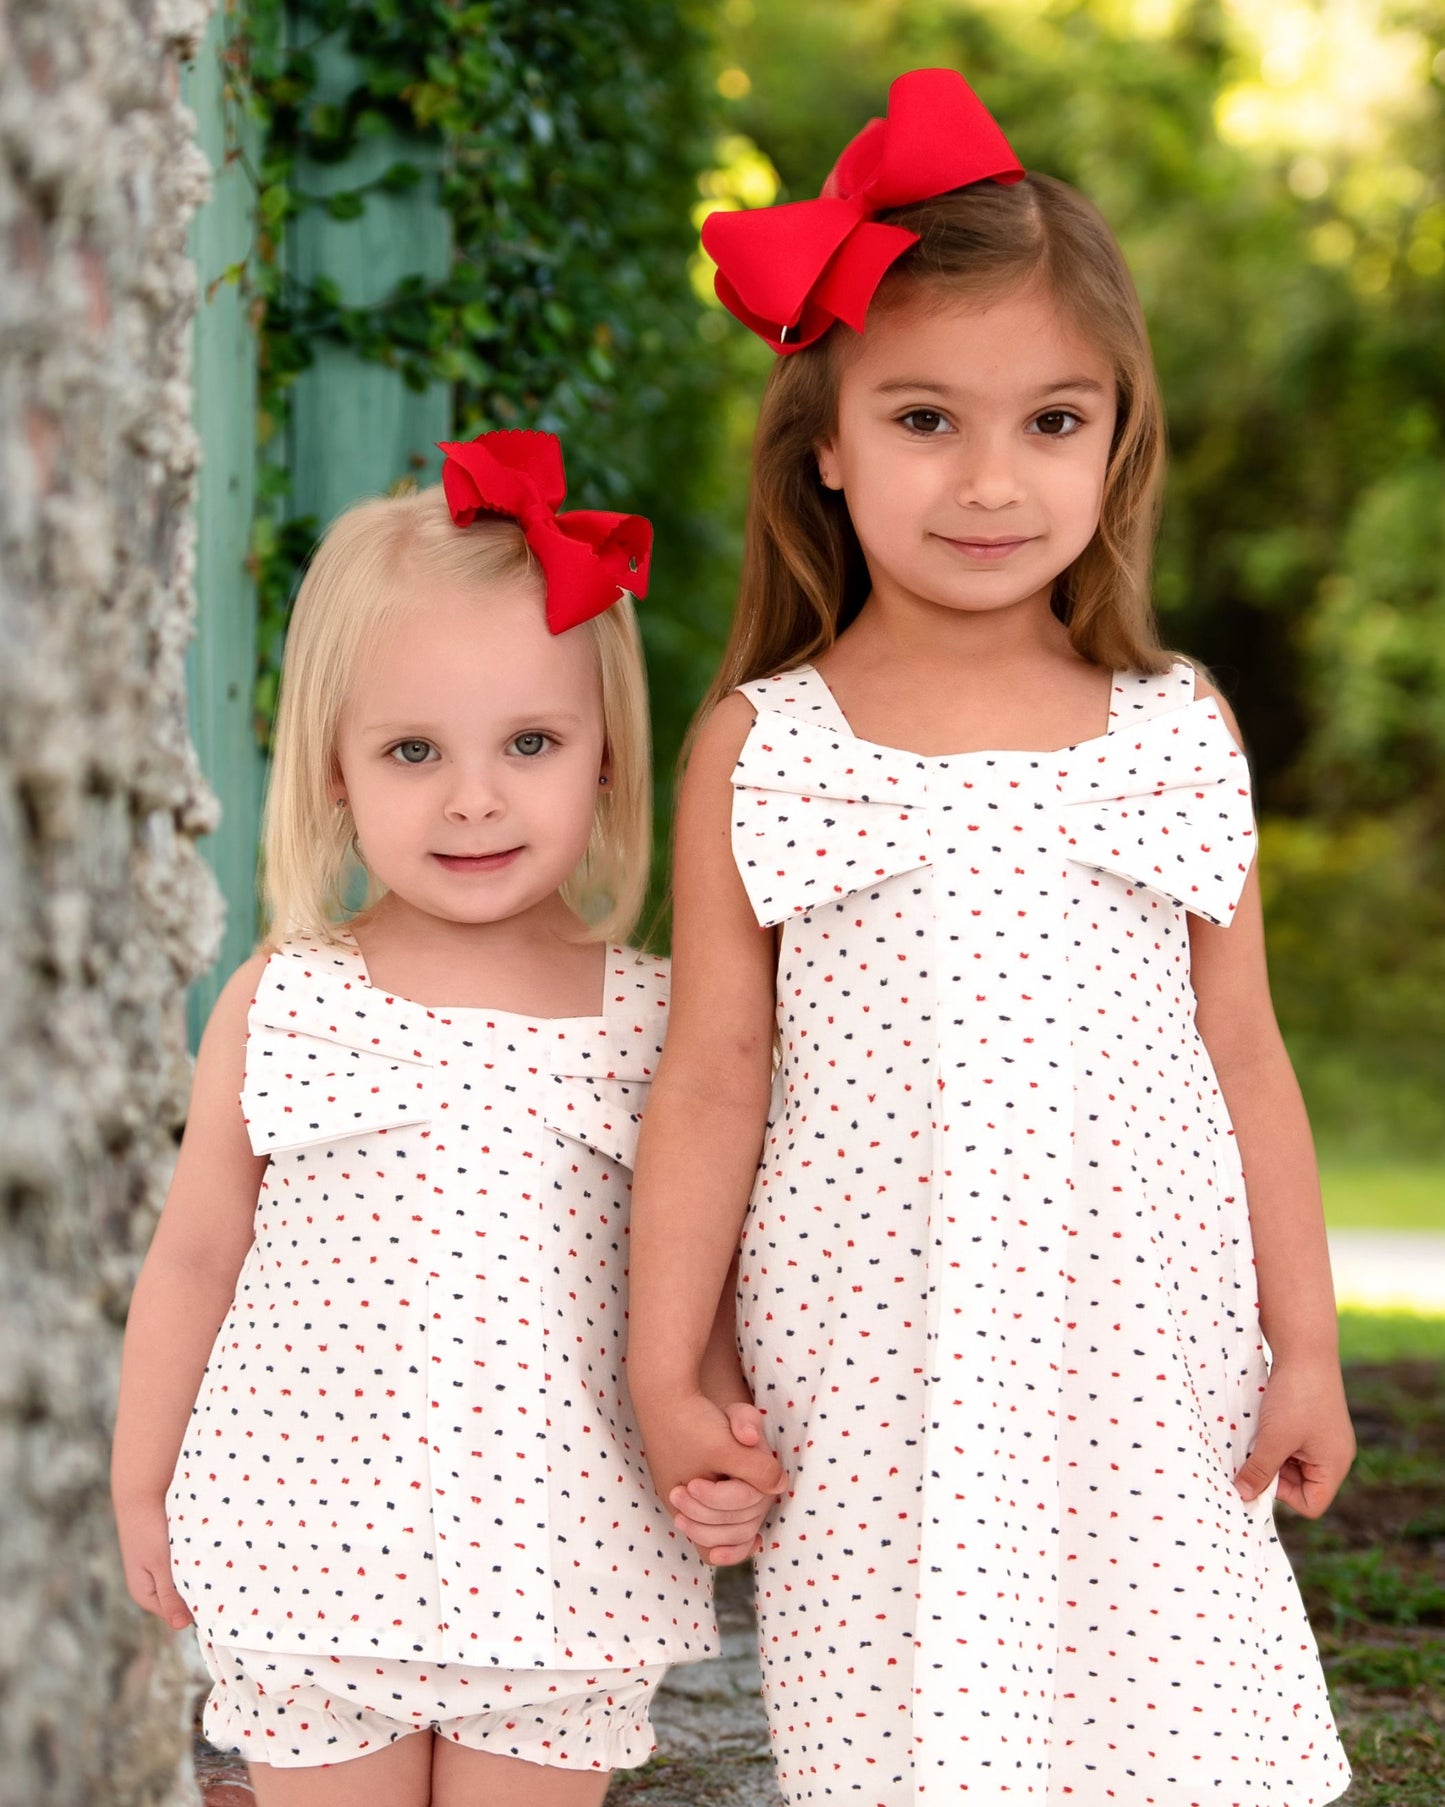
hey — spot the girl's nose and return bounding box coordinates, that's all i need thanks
[953,434,1025,510]
[442,767,506,823]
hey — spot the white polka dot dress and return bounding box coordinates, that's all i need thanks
[167,939,716,1673]
[728,661,1349,1805]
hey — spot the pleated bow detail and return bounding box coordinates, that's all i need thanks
[731,698,1254,928]
[241,944,669,1169]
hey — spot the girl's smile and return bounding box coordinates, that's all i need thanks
[432,846,524,873]
[937,532,1037,562]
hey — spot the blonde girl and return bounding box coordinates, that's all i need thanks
[112,433,781,1807]
[629,70,1353,1807]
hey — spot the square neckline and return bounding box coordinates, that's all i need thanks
[336,928,615,1028]
[789,660,1130,764]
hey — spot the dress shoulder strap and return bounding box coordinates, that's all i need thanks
[263,934,368,985]
[601,945,670,1031]
[1108,657,1198,728]
[736,663,852,732]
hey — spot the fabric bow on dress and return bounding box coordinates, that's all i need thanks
[437,429,652,635]
[731,695,1255,924]
[242,948,667,1170]
[702,67,1024,353]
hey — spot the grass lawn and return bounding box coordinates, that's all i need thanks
[1280,1347,1445,1805]
[1322,1165,1445,1232]
[1339,1310,1445,1365]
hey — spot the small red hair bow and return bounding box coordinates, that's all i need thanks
[437,430,652,635]
[701,68,1023,355]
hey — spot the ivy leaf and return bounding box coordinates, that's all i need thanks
[378,160,425,193]
[257,183,293,226]
[461,299,500,338]
[307,102,347,142]
[325,190,367,221]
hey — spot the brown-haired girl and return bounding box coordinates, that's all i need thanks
[628,70,1353,1805]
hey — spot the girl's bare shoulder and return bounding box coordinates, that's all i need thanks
[191,950,272,1093]
[1188,670,1247,752]
[683,690,760,791]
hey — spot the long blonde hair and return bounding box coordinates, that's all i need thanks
[703,172,1172,713]
[262,485,652,947]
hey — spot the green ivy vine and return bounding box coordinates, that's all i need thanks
[218,0,719,744]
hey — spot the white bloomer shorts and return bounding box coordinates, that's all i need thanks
[199,1638,667,1771]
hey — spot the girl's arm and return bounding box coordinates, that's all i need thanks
[698,1254,749,1405]
[673,1255,779,1566]
[110,955,271,1626]
[1188,689,1354,1518]
[628,695,787,1505]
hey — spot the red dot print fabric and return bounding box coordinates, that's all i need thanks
[166,940,717,1673]
[728,662,1349,1805]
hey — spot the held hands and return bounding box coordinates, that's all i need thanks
[645,1392,786,1567]
[115,1494,193,1631]
[1233,1356,1356,1518]
[670,1401,783,1565]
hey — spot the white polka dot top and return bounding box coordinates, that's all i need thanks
[728,661,1349,1806]
[166,938,717,1671]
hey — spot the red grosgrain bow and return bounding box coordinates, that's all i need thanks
[701,68,1023,355]
[437,430,652,635]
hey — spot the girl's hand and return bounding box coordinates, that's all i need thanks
[669,1401,782,1564]
[1234,1357,1356,1518]
[116,1495,192,1630]
[643,1390,786,1525]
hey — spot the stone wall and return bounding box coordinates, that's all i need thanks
[0,1,222,1800]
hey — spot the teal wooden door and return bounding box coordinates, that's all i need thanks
[186,6,450,1041]
[287,36,451,528]
[187,8,265,1040]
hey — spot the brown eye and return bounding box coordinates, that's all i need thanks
[901,409,950,435]
[1033,410,1080,437]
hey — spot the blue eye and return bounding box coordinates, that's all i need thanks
[389,739,435,765]
[511,732,549,757]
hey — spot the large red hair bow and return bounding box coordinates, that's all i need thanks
[437,431,652,635]
[701,68,1023,355]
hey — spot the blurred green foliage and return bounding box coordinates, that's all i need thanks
[1261,813,1445,1156]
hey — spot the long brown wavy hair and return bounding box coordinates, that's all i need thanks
[701,172,1174,716]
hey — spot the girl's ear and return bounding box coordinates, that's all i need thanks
[815,440,843,492]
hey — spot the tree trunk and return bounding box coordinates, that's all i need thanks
[0,0,222,1800]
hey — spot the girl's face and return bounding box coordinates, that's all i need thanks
[334,579,607,930]
[818,282,1116,624]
